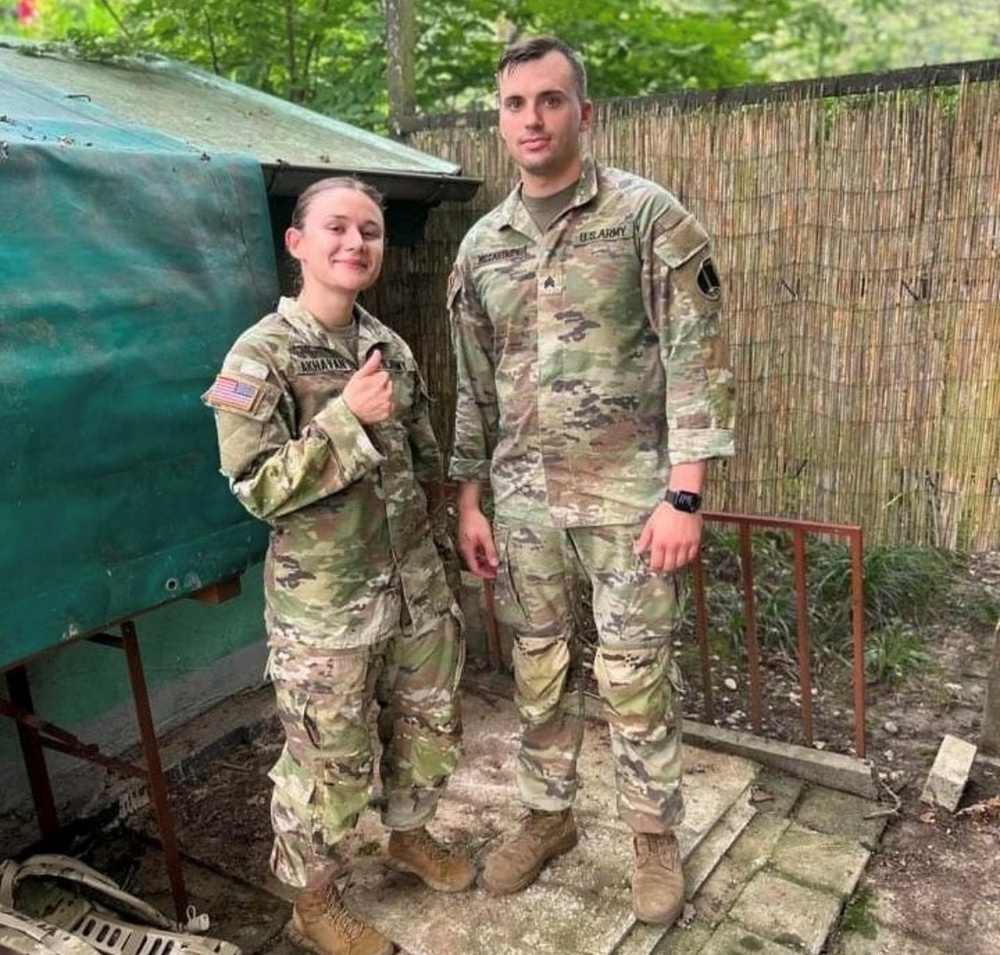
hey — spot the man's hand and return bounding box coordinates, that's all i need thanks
[457,505,499,580]
[343,349,393,424]
[634,503,703,574]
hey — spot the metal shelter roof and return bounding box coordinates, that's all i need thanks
[0,38,480,204]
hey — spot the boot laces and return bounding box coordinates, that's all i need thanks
[407,828,453,865]
[636,833,678,871]
[321,881,365,941]
[520,809,564,846]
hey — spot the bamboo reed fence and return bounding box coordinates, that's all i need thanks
[366,65,1000,551]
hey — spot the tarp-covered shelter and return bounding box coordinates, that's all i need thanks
[0,39,480,668]
[0,39,480,246]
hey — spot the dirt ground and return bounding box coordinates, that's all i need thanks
[75,551,1000,954]
[675,551,1000,954]
[834,552,1000,954]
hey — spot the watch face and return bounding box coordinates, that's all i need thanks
[668,490,702,513]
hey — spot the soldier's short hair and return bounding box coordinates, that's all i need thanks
[497,35,588,101]
[290,177,385,232]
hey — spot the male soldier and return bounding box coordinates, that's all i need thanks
[447,37,735,926]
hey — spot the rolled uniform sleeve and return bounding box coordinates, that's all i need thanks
[204,343,384,521]
[649,208,736,465]
[447,254,499,484]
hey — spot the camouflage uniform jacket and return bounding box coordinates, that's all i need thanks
[204,296,455,648]
[448,156,736,527]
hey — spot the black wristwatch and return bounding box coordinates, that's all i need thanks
[663,489,702,514]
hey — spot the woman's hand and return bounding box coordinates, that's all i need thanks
[343,349,394,424]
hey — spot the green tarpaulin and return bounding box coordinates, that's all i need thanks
[0,69,275,665]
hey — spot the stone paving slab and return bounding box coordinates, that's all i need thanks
[45,678,897,955]
[682,793,758,905]
[792,787,887,849]
[650,923,714,955]
[745,768,805,818]
[723,813,790,877]
[341,684,759,955]
[770,822,871,896]
[727,871,844,955]
[699,920,805,955]
[835,927,954,955]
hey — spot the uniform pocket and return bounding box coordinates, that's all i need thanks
[494,527,531,631]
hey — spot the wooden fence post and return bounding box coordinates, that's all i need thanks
[982,619,1000,755]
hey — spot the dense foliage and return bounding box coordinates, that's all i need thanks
[12,0,997,132]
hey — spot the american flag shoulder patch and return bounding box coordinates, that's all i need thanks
[205,374,261,412]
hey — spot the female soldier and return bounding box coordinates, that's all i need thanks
[204,177,474,955]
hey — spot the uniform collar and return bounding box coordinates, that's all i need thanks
[497,155,600,232]
[277,296,391,358]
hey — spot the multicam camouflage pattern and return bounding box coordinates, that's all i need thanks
[495,521,684,833]
[267,618,465,887]
[204,296,459,648]
[204,296,465,887]
[448,157,732,833]
[448,155,736,527]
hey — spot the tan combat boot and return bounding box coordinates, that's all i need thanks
[386,826,477,892]
[631,831,686,926]
[482,808,578,895]
[288,878,393,955]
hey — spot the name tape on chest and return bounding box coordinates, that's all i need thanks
[289,355,410,376]
[575,224,630,244]
[476,247,531,267]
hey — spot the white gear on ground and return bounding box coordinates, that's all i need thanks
[0,855,240,955]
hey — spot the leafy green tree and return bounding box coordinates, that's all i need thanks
[412,0,773,113]
[14,0,800,128]
[98,0,388,129]
[755,0,1000,79]
[16,0,997,131]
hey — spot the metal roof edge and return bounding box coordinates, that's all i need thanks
[1,37,469,178]
[167,60,468,176]
[262,163,481,204]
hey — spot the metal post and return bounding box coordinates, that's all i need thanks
[5,666,59,837]
[738,523,763,732]
[690,552,715,723]
[117,622,190,920]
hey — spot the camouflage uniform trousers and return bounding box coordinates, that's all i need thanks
[266,613,465,887]
[494,519,685,835]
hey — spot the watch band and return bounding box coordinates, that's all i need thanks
[663,489,702,513]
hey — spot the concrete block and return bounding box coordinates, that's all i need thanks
[682,721,879,800]
[694,856,751,927]
[726,814,791,873]
[700,920,804,955]
[646,921,714,955]
[770,822,871,897]
[729,871,844,955]
[919,734,977,812]
[793,786,888,848]
[683,790,757,899]
[838,924,953,955]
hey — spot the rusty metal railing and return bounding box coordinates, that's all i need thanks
[693,513,867,759]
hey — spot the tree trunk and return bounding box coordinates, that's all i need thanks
[384,0,416,138]
[982,619,1000,754]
